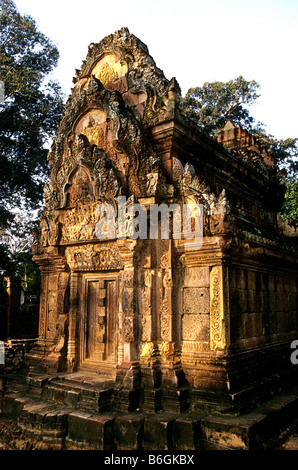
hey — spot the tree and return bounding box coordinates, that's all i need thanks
[252,129,297,179]
[281,177,298,230]
[183,76,298,227]
[183,76,262,136]
[0,0,64,275]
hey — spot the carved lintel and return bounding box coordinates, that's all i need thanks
[210,265,230,351]
[65,244,123,271]
[67,272,81,371]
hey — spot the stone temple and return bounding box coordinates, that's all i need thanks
[1,27,297,450]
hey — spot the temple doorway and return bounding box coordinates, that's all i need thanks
[80,274,118,367]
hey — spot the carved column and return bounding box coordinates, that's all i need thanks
[32,254,66,339]
[37,272,47,340]
[159,240,173,343]
[210,265,230,351]
[117,239,138,362]
[121,268,136,359]
[114,239,142,412]
[67,272,80,371]
[136,237,154,344]
[140,267,154,341]
[28,253,68,373]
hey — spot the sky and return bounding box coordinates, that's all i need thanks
[14,0,298,141]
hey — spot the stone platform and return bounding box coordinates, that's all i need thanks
[1,370,298,451]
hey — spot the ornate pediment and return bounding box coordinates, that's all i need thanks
[46,28,184,207]
[39,28,239,255]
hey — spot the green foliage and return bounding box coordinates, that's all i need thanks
[252,129,298,178]
[0,0,64,278]
[281,177,298,229]
[10,251,41,294]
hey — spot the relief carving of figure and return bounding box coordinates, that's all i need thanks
[40,215,50,248]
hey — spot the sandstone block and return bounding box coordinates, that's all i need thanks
[67,411,114,449]
[143,416,175,450]
[183,288,210,314]
[184,267,210,287]
[114,414,144,450]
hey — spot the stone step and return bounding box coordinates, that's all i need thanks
[16,401,71,449]
[41,375,115,412]
[78,360,117,380]
[2,371,29,395]
[2,384,298,450]
[200,385,298,450]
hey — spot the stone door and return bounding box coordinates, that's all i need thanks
[82,275,118,364]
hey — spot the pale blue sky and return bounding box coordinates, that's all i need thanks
[14,0,298,140]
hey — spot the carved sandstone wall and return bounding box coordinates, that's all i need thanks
[27,28,297,412]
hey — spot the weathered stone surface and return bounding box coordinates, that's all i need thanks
[183,288,210,314]
[67,411,114,449]
[114,414,144,450]
[0,378,298,450]
[182,313,210,341]
[143,415,175,450]
[184,267,210,288]
[172,415,201,450]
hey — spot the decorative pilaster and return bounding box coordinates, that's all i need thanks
[210,265,230,351]
[159,239,173,342]
[67,272,80,371]
[28,253,68,373]
[38,273,48,340]
[32,254,67,340]
[117,239,138,362]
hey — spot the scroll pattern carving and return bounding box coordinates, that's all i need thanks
[38,275,47,338]
[159,241,172,342]
[210,265,230,350]
[140,268,154,341]
[121,269,136,342]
